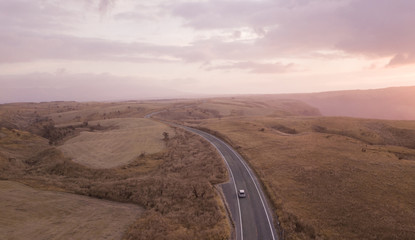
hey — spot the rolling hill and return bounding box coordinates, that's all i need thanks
[270,86,415,120]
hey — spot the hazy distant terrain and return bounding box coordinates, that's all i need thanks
[156,96,415,240]
[1,88,415,240]
[272,86,415,120]
[3,0,415,239]
[156,97,321,121]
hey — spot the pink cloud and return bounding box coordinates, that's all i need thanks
[207,61,295,74]
[168,0,270,30]
[0,31,183,63]
[98,0,116,14]
[0,0,74,31]
[388,53,415,67]
[2,0,415,72]
[169,0,415,66]
[0,31,265,65]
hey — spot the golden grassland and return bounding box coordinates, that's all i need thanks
[264,86,415,120]
[0,126,230,239]
[58,118,175,168]
[189,116,415,239]
[0,100,230,240]
[197,98,320,117]
[4,96,415,240]
[0,180,143,240]
[155,97,321,122]
[0,99,199,129]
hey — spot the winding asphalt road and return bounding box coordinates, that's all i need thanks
[145,112,278,239]
[182,126,278,240]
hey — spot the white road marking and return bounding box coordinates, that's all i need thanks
[157,122,276,240]
[227,143,277,240]
[189,129,244,240]
[207,133,277,240]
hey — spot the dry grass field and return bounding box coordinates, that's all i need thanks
[0,100,230,240]
[155,97,321,122]
[4,95,414,240]
[196,98,320,117]
[265,86,415,120]
[187,116,415,239]
[58,118,175,168]
[0,99,198,129]
[0,180,143,240]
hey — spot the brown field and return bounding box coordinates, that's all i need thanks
[154,97,415,240]
[58,118,175,168]
[0,180,143,240]
[3,93,415,240]
[266,86,415,120]
[155,97,321,122]
[197,98,321,117]
[0,99,198,129]
[186,116,415,239]
[0,100,230,240]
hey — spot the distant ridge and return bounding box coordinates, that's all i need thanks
[272,86,415,120]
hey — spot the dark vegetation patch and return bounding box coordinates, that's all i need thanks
[156,108,221,121]
[387,150,415,161]
[367,123,415,149]
[271,124,298,134]
[311,125,327,133]
[0,111,117,146]
[36,120,116,145]
[0,128,230,240]
[312,123,415,149]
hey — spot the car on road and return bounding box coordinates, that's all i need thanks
[238,189,246,198]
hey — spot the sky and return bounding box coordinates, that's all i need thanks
[1,0,415,103]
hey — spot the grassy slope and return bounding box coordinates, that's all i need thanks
[269,86,415,120]
[0,180,143,240]
[0,99,198,129]
[153,96,415,239]
[5,96,415,239]
[155,97,321,122]
[0,100,230,240]
[58,118,175,168]
[196,116,415,239]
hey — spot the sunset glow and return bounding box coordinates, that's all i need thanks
[1,0,414,102]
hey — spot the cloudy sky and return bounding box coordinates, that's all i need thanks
[1,0,415,102]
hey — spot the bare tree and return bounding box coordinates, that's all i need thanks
[162,132,169,141]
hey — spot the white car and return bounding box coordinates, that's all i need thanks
[238,189,246,198]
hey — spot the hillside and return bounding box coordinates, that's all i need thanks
[58,118,175,168]
[155,97,321,121]
[3,94,415,240]
[0,181,143,240]
[270,86,415,120]
[186,116,415,240]
[151,96,415,239]
[0,101,230,240]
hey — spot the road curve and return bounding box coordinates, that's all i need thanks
[180,126,279,240]
[145,110,279,239]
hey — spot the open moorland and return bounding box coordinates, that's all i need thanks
[155,97,321,121]
[2,90,415,240]
[58,118,175,168]
[155,96,415,240]
[0,100,230,240]
[269,86,415,120]
[0,180,143,240]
